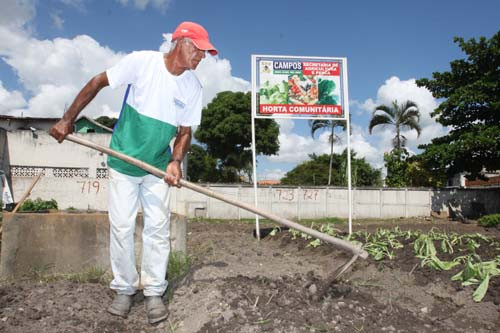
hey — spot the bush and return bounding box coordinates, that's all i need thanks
[19,198,58,212]
[478,214,500,228]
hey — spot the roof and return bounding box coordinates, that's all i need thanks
[258,180,281,185]
[0,115,60,121]
[77,116,113,133]
[0,115,113,133]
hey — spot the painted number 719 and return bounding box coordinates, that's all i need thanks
[77,180,100,194]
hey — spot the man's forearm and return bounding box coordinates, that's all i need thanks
[171,127,192,162]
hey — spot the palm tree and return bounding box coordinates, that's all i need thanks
[368,100,421,150]
[309,119,346,185]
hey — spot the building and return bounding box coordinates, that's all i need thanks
[448,171,500,188]
[0,115,113,133]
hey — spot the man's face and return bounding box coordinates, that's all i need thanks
[179,38,206,70]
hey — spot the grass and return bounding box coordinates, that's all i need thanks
[300,217,345,225]
[167,250,192,283]
[13,251,191,298]
[189,216,346,227]
[189,217,264,225]
[478,214,500,228]
[26,265,110,284]
[164,250,192,301]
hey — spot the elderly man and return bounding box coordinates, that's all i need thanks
[50,21,217,324]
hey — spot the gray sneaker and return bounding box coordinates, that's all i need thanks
[145,296,168,324]
[107,294,134,318]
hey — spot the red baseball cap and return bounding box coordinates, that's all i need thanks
[172,21,218,56]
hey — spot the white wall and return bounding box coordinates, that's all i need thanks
[6,130,500,219]
[8,130,109,172]
[7,131,110,210]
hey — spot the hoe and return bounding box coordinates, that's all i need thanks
[65,134,368,295]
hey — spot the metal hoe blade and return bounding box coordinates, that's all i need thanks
[318,254,359,299]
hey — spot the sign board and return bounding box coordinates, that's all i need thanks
[250,54,353,237]
[252,55,348,119]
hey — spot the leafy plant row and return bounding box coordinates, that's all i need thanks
[274,225,500,302]
[19,198,58,212]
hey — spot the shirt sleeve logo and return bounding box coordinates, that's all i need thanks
[174,97,186,109]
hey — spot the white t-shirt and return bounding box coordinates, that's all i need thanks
[105,51,202,176]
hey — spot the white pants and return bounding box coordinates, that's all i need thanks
[108,168,171,296]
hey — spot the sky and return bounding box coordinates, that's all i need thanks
[1,0,499,180]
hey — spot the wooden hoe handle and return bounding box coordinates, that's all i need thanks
[65,134,369,259]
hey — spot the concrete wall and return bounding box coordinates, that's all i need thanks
[0,212,187,278]
[171,186,435,219]
[5,130,500,219]
[7,131,110,211]
[431,188,500,219]
[7,130,110,172]
[170,185,498,219]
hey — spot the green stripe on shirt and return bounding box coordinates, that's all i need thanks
[108,103,178,177]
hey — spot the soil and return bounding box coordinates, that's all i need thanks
[0,218,499,332]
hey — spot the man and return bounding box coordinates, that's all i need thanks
[49,21,217,324]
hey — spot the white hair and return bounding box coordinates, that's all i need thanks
[159,33,193,53]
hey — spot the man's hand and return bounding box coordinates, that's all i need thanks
[164,160,182,187]
[49,118,74,143]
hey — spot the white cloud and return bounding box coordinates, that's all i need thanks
[160,33,250,106]
[0,0,35,30]
[0,24,127,118]
[116,0,172,12]
[265,122,386,172]
[0,7,250,120]
[194,57,251,106]
[267,125,332,164]
[276,118,294,134]
[1,33,124,93]
[359,76,448,153]
[0,2,127,118]
[59,0,85,8]
[349,124,386,169]
[25,84,75,117]
[0,81,27,115]
[51,11,64,29]
[258,168,286,180]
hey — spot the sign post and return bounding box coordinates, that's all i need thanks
[251,55,353,238]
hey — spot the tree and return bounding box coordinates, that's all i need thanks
[309,119,346,185]
[281,151,382,187]
[416,31,500,179]
[94,116,117,129]
[383,148,410,187]
[187,144,220,183]
[368,100,421,151]
[194,91,280,182]
[281,154,331,186]
[406,157,447,188]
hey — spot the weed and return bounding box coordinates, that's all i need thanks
[19,198,58,212]
[168,251,192,284]
[27,265,109,284]
[478,214,500,228]
[164,251,192,301]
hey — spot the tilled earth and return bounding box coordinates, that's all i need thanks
[0,218,499,332]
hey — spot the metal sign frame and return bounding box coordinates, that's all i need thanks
[250,54,353,238]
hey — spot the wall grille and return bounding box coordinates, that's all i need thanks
[10,166,47,177]
[11,165,90,178]
[96,168,109,179]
